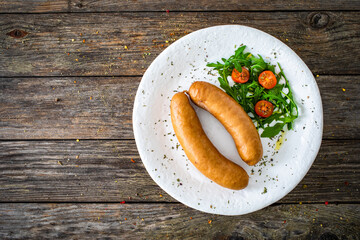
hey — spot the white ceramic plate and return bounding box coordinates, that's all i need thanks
[133,25,323,215]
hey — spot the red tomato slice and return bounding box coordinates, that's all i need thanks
[231,67,250,83]
[255,100,274,118]
[258,71,277,89]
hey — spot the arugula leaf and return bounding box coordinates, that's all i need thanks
[261,122,286,138]
[261,113,282,125]
[234,45,246,58]
[206,62,223,69]
[233,61,242,73]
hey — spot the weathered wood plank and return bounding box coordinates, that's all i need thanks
[0,0,68,13]
[0,77,137,140]
[70,0,360,12]
[0,203,358,239]
[0,76,358,140]
[0,140,358,202]
[1,12,359,76]
[1,0,359,13]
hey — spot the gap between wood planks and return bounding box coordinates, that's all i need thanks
[0,201,359,205]
[1,10,360,15]
[1,74,360,79]
[0,138,359,141]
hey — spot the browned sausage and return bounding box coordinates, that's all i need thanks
[170,92,249,190]
[188,81,263,166]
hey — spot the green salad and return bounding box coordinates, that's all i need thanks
[207,45,298,138]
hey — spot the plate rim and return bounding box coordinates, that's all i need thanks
[132,24,324,215]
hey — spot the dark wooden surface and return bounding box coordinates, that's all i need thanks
[1,0,360,12]
[1,12,360,76]
[0,76,359,140]
[0,140,359,203]
[0,1,359,239]
[0,204,359,239]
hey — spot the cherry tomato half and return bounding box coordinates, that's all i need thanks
[231,67,250,83]
[255,100,274,118]
[258,71,277,89]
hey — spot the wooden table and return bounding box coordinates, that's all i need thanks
[1,1,359,239]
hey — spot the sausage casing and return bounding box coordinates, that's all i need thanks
[170,92,249,190]
[188,81,263,166]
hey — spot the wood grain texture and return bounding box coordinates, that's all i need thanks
[0,0,68,13]
[0,140,358,203]
[70,0,360,12]
[0,76,359,140]
[0,77,137,140]
[0,203,359,239]
[1,0,360,13]
[1,12,359,77]
[0,1,358,236]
